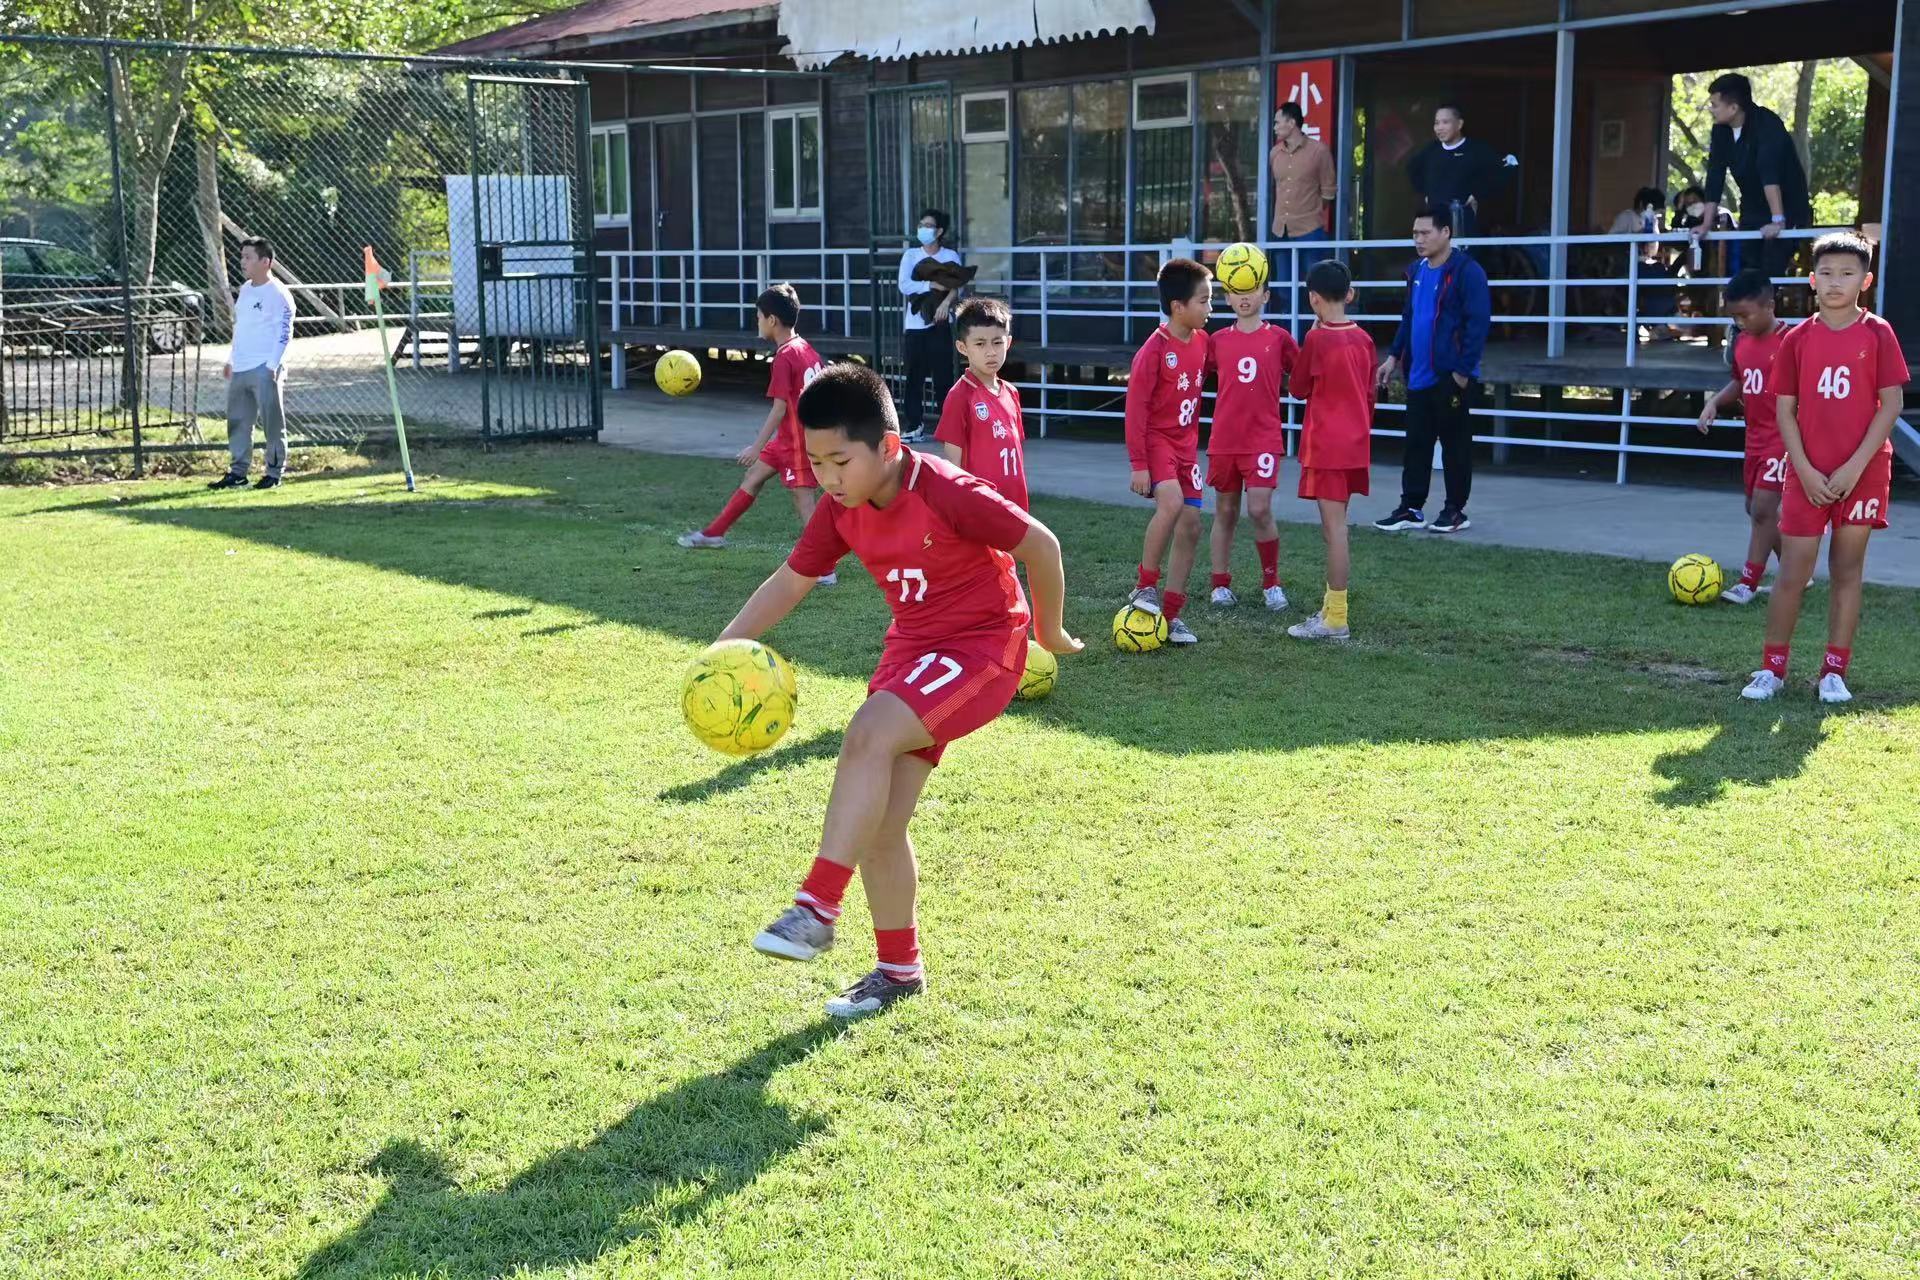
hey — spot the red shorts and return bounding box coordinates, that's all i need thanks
[1743,449,1788,497]
[757,440,815,489]
[1779,451,1893,538]
[1298,466,1370,502]
[870,632,1026,766]
[1144,433,1203,505]
[1208,449,1283,493]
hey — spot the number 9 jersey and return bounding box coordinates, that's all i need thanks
[1207,322,1299,493]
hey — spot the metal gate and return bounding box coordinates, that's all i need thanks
[866,83,957,421]
[463,74,602,440]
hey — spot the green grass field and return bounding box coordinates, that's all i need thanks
[4,444,1919,1279]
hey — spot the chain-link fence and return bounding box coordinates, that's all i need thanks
[1,35,601,470]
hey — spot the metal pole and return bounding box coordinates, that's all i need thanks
[577,79,603,437]
[101,46,143,477]
[1620,242,1638,484]
[1255,0,1274,246]
[1547,28,1575,359]
[1334,55,1357,242]
[467,78,492,439]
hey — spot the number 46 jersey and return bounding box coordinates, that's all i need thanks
[787,450,1033,662]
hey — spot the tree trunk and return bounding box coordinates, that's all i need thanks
[1792,60,1817,179]
[194,128,233,337]
[108,47,193,288]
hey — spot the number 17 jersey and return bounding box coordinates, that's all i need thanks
[787,450,1032,660]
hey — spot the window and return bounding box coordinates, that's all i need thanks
[769,107,823,219]
[1133,75,1192,130]
[1072,82,1127,262]
[1199,68,1261,243]
[1016,87,1070,244]
[961,92,1009,143]
[591,126,629,225]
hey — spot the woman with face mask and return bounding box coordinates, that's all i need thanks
[897,208,962,442]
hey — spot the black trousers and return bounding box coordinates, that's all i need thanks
[900,321,955,432]
[1400,379,1478,513]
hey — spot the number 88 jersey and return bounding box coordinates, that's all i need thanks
[787,450,1034,658]
[1208,323,1300,457]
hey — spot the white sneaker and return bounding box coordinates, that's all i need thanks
[677,530,727,548]
[1721,582,1757,605]
[898,428,926,444]
[1168,618,1198,645]
[1740,670,1785,701]
[751,905,835,962]
[1263,584,1288,611]
[1817,672,1853,704]
[1210,586,1237,608]
[1287,611,1350,641]
[1126,585,1162,616]
[817,573,838,587]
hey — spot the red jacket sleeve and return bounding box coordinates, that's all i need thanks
[1125,339,1158,470]
[785,498,849,577]
[921,466,1033,553]
[933,382,969,450]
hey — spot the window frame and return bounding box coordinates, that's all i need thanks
[767,105,824,220]
[960,91,1011,143]
[1131,73,1193,131]
[590,124,630,227]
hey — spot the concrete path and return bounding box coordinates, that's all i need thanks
[600,386,1920,588]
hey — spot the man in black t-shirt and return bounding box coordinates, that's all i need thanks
[1693,72,1813,280]
[1403,103,1517,240]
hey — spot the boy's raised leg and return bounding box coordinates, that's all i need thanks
[681,460,778,548]
[827,753,935,1018]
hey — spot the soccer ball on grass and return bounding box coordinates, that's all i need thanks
[1668,554,1723,605]
[1017,640,1058,700]
[1112,605,1169,653]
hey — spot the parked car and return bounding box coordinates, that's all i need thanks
[0,237,202,354]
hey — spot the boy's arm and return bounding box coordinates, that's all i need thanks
[1124,343,1155,494]
[1828,386,1904,494]
[1775,394,1829,501]
[738,399,785,464]
[942,443,964,466]
[1696,378,1739,434]
[718,564,817,642]
[1012,521,1082,655]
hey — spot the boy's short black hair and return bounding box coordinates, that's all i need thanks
[1707,72,1752,108]
[1723,269,1775,306]
[1277,100,1304,126]
[239,236,273,261]
[1156,257,1211,315]
[756,282,801,329]
[1306,259,1352,303]
[952,295,1011,340]
[1811,231,1873,272]
[1413,203,1453,233]
[796,362,898,446]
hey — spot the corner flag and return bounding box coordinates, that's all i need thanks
[364,246,416,492]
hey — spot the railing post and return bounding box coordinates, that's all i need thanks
[1547,28,1575,359]
[1619,240,1639,485]
[1038,251,1050,347]
[609,253,627,390]
[101,45,143,477]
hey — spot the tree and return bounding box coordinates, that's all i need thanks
[1667,60,1865,226]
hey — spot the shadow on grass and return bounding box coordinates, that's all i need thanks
[660,728,844,803]
[81,455,1917,800]
[297,1022,835,1280]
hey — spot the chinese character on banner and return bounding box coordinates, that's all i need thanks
[1275,59,1337,148]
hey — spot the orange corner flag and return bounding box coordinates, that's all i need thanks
[362,245,390,304]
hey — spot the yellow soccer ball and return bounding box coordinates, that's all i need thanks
[1112,605,1169,653]
[682,638,797,755]
[1214,242,1270,295]
[1668,553,1723,605]
[654,349,702,397]
[1017,640,1058,700]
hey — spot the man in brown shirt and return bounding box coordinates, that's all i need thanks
[1267,101,1336,325]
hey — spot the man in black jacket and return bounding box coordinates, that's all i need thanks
[1694,72,1813,279]
[1403,103,1516,240]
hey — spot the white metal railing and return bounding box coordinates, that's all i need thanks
[595,228,1857,485]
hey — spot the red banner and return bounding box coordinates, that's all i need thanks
[1274,59,1337,150]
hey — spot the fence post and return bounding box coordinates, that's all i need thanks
[101,46,144,477]
[1620,241,1639,485]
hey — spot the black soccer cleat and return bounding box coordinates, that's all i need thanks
[207,473,249,490]
[253,475,282,490]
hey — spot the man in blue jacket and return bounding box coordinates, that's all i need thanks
[1374,205,1491,534]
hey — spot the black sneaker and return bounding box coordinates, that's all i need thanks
[253,475,281,490]
[1429,508,1471,534]
[1373,506,1426,531]
[824,967,925,1019]
[207,473,249,490]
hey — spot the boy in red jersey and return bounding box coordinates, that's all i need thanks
[1206,277,1299,611]
[1124,258,1213,644]
[717,364,1081,1018]
[935,296,1027,510]
[678,284,834,583]
[1287,260,1377,642]
[1742,232,1909,704]
[1696,269,1790,604]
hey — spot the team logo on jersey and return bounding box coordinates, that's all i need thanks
[1163,351,1179,370]
[973,401,990,420]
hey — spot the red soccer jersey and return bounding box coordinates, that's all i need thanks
[769,336,825,467]
[1291,321,1377,470]
[787,451,1032,655]
[1124,324,1212,470]
[1207,322,1299,455]
[1729,321,1788,457]
[1772,311,1910,473]
[934,371,1029,510]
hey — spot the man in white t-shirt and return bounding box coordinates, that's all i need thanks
[208,236,296,490]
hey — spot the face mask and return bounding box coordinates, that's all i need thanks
[1687,203,1706,219]
[916,227,937,245]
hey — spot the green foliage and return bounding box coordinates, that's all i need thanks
[1667,60,1867,225]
